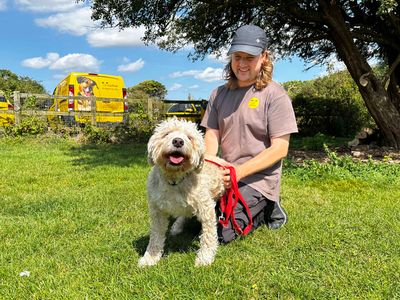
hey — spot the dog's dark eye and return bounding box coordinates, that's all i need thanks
[187,136,194,141]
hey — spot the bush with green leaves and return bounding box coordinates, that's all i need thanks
[81,125,114,144]
[292,95,365,137]
[284,70,375,137]
[79,113,156,144]
[5,116,47,136]
[113,112,156,143]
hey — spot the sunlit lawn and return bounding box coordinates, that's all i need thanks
[0,137,399,299]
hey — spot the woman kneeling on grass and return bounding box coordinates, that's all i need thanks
[201,24,298,243]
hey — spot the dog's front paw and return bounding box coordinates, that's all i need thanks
[195,250,216,267]
[138,252,162,267]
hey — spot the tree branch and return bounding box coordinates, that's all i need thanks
[286,3,325,24]
[383,53,400,90]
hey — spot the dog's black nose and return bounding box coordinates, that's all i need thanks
[172,138,184,148]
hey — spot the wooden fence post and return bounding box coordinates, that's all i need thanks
[90,97,97,126]
[147,97,153,118]
[13,91,21,125]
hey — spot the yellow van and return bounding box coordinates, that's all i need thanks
[0,95,14,126]
[48,72,128,125]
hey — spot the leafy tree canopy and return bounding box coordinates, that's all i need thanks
[0,69,46,95]
[83,0,398,62]
[128,80,167,100]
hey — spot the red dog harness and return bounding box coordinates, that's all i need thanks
[205,159,253,235]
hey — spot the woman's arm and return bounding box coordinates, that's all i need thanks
[204,128,232,187]
[235,134,291,181]
[204,128,220,156]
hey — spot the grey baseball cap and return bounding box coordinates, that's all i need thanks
[227,25,267,56]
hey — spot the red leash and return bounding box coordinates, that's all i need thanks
[205,159,253,235]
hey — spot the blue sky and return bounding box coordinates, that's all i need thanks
[0,0,326,100]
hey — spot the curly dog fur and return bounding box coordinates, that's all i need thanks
[138,118,225,267]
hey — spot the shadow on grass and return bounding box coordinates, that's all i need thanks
[133,218,202,256]
[67,143,148,168]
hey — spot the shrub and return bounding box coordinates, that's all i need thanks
[113,112,156,143]
[81,125,114,144]
[79,112,156,144]
[293,95,366,137]
[5,116,47,136]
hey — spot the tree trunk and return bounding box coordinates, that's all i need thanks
[320,1,400,149]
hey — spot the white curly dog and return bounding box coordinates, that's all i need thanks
[138,118,225,267]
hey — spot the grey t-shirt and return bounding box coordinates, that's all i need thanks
[201,81,298,201]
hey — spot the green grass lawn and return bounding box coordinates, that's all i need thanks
[0,137,399,299]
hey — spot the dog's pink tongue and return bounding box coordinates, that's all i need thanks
[169,155,184,164]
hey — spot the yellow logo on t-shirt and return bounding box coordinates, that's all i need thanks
[248,97,259,109]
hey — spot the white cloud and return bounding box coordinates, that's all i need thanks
[31,3,148,49]
[22,52,101,73]
[196,67,224,82]
[169,83,183,91]
[207,48,229,63]
[117,58,145,72]
[170,70,199,78]
[0,0,7,11]
[15,0,83,12]
[21,52,60,68]
[49,53,101,72]
[87,27,146,48]
[170,67,223,82]
[35,7,94,36]
[189,85,199,89]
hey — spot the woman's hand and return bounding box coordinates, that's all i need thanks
[221,168,232,189]
[205,155,235,189]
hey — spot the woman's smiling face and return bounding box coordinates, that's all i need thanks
[231,51,265,87]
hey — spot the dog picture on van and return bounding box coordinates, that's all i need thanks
[77,76,98,111]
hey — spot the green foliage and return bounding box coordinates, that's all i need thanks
[284,70,375,137]
[4,116,47,136]
[293,95,365,137]
[82,125,114,144]
[80,113,156,144]
[128,80,167,100]
[21,95,46,110]
[0,69,46,96]
[81,0,397,66]
[377,0,398,14]
[285,145,400,184]
[114,112,156,143]
[290,133,349,151]
[125,95,150,117]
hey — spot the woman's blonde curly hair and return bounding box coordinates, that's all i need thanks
[223,51,273,90]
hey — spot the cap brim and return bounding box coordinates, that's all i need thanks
[227,45,263,56]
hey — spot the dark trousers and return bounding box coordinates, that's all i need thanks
[216,183,267,244]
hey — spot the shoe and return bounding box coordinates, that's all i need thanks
[265,200,288,230]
